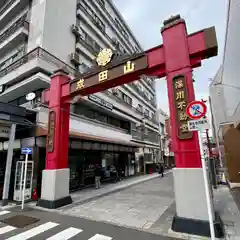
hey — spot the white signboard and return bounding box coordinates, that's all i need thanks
[0,126,10,138]
[188,118,210,132]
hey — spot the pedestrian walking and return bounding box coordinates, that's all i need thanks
[94,164,101,189]
[159,164,164,178]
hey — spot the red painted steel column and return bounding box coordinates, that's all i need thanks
[45,71,70,170]
[161,18,202,168]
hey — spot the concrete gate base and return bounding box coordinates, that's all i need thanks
[37,169,72,209]
[171,168,224,238]
[172,212,223,237]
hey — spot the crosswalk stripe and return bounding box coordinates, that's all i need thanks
[0,226,16,234]
[0,210,11,216]
[88,234,112,240]
[6,222,59,240]
[46,227,83,240]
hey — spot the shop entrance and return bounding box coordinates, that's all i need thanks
[0,102,34,206]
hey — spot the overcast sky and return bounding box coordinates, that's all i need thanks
[113,0,227,115]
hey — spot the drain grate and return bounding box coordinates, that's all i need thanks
[1,215,40,228]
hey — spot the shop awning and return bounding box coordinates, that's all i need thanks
[0,102,34,126]
[36,126,143,148]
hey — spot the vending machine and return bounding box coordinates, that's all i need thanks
[13,161,34,202]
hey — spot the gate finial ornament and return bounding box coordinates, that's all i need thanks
[96,48,113,67]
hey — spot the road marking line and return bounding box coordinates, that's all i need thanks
[46,227,83,240]
[6,222,59,239]
[0,226,16,234]
[88,234,112,240]
[0,210,11,215]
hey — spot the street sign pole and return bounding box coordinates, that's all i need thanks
[21,153,28,210]
[21,148,32,210]
[198,131,215,240]
[2,124,16,206]
[186,100,215,240]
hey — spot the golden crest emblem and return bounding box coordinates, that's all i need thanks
[96,49,113,66]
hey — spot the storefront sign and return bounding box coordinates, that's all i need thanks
[92,142,101,150]
[82,141,92,150]
[172,75,193,139]
[71,141,82,149]
[88,95,113,110]
[47,111,56,152]
[0,126,10,138]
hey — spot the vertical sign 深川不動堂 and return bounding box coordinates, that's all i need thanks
[172,75,193,139]
[47,110,56,152]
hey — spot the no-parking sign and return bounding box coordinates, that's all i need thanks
[186,100,207,120]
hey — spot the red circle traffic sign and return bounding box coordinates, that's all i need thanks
[186,101,207,119]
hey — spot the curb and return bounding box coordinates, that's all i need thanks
[60,170,172,211]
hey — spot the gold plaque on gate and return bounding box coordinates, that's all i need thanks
[96,48,113,66]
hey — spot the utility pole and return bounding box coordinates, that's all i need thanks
[206,129,217,189]
[2,124,16,206]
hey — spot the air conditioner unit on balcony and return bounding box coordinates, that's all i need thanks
[76,9,81,19]
[111,37,120,48]
[71,24,80,36]
[76,43,81,52]
[70,53,80,65]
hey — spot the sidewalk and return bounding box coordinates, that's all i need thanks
[214,185,240,240]
[61,172,164,210]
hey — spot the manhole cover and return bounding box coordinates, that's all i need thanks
[1,215,40,228]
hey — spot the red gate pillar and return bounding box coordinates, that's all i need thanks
[161,17,218,236]
[38,70,72,209]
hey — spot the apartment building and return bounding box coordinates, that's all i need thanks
[0,0,159,197]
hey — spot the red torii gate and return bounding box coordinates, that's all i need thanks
[38,15,222,237]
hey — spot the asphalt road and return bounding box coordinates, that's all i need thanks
[0,207,176,240]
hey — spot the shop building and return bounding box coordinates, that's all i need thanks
[156,108,169,165]
[0,0,160,199]
[209,0,240,186]
[164,118,175,168]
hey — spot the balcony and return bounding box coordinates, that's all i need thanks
[132,129,142,141]
[0,19,29,56]
[0,0,9,10]
[128,83,157,108]
[131,129,160,144]
[0,47,76,102]
[0,0,29,30]
[103,89,159,127]
[76,5,114,50]
[38,107,132,143]
[77,34,101,57]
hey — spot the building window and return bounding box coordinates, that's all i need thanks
[144,109,150,118]
[80,28,102,54]
[117,89,132,105]
[115,18,129,39]
[144,91,149,100]
[137,104,143,113]
[0,49,25,71]
[74,104,129,131]
[79,3,105,32]
[79,63,89,73]
[160,123,165,135]
[97,0,105,6]
[123,94,132,105]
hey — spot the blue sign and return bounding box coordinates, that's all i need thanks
[21,148,33,155]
